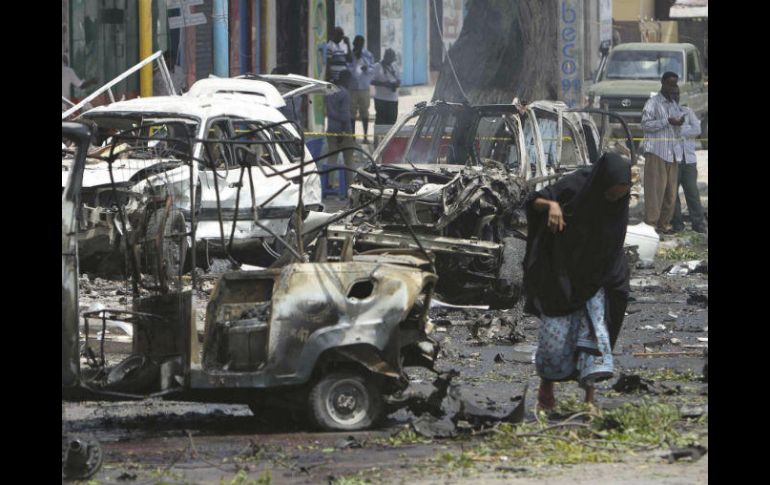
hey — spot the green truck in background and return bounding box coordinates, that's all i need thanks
[586,43,708,149]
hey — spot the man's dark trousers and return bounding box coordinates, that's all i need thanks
[672,160,706,231]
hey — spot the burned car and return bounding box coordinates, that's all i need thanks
[62,75,335,276]
[325,100,629,308]
[63,117,441,431]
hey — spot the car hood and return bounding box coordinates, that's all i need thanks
[588,80,661,97]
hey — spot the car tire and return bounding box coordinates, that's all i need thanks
[145,207,188,288]
[308,370,384,431]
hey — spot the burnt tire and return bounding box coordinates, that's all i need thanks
[145,208,188,288]
[487,235,527,310]
[308,370,384,431]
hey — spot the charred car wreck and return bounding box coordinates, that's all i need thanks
[325,100,633,307]
[63,75,335,276]
[63,114,441,431]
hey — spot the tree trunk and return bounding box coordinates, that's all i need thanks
[433,0,559,105]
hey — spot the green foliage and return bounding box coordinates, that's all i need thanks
[220,469,272,485]
[379,427,433,446]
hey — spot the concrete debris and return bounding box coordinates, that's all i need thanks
[665,444,707,463]
[670,338,682,345]
[666,260,707,276]
[469,313,525,344]
[641,324,667,331]
[394,372,527,438]
[612,374,681,395]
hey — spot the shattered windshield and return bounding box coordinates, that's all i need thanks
[76,114,199,160]
[605,50,683,80]
[473,115,520,170]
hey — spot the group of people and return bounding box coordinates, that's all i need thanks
[322,27,401,169]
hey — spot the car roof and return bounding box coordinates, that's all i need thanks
[185,78,286,108]
[81,95,290,125]
[612,42,696,52]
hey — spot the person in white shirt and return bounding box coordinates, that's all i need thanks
[371,48,400,126]
[322,27,352,82]
[670,88,706,233]
[62,55,96,109]
[348,35,375,144]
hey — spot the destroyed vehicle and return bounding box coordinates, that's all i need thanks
[63,81,328,275]
[325,100,620,308]
[64,120,441,431]
[64,257,438,431]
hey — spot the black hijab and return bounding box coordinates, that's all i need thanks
[523,153,631,347]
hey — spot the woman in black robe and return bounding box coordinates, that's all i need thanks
[523,153,632,410]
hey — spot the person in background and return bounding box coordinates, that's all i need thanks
[640,71,682,234]
[62,55,97,109]
[371,48,401,129]
[349,35,375,144]
[322,27,352,82]
[325,69,357,171]
[670,87,707,234]
[523,153,632,411]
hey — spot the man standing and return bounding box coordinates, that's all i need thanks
[670,88,707,233]
[349,35,375,144]
[641,72,683,234]
[371,48,401,137]
[325,70,356,171]
[322,27,352,82]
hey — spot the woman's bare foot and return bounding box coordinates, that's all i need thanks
[537,380,556,411]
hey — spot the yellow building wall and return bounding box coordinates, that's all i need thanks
[613,0,655,21]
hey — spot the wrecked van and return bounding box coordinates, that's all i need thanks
[64,96,320,275]
[324,100,631,307]
[63,119,441,431]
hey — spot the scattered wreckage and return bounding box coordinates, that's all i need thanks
[62,74,335,275]
[63,118,442,432]
[324,100,635,307]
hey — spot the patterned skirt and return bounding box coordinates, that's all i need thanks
[535,287,614,388]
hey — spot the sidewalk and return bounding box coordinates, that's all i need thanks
[352,83,436,143]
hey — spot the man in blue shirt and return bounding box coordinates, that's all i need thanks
[325,69,356,170]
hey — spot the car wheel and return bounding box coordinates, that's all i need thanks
[145,207,188,289]
[308,370,384,431]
